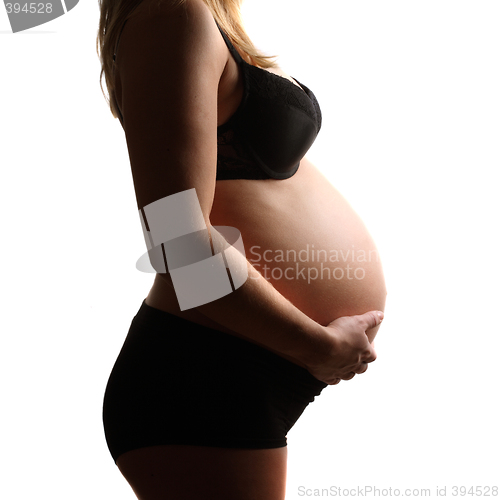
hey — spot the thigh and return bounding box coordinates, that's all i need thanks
[116,444,288,500]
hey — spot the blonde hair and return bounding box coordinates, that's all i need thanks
[96,0,277,121]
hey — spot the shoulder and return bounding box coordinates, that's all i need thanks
[125,0,215,30]
[116,0,227,71]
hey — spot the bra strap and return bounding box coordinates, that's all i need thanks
[214,20,243,64]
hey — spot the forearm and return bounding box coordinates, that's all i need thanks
[158,225,328,368]
[205,260,328,365]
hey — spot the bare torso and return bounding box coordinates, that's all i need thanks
[146,155,387,335]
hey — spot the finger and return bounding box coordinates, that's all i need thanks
[354,363,368,375]
[363,344,377,363]
[357,310,384,332]
[341,372,356,381]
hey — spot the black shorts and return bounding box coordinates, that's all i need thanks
[102,299,327,463]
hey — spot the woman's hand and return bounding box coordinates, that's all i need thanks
[305,311,384,385]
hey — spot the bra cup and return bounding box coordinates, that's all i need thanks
[215,20,322,181]
[235,99,318,177]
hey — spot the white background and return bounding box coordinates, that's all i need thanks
[1,0,499,498]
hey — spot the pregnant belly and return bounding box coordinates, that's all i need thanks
[210,157,387,337]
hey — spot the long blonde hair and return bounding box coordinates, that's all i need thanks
[96,0,277,121]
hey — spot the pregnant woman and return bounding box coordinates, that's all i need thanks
[98,0,387,498]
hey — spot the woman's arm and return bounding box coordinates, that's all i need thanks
[116,0,381,384]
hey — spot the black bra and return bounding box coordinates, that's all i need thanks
[113,19,322,181]
[215,22,322,180]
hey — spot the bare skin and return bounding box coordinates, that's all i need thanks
[110,0,387,498]
[117,446,288,500]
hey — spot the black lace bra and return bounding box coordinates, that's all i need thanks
[113,19,322,181]
[215,22,322,180]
